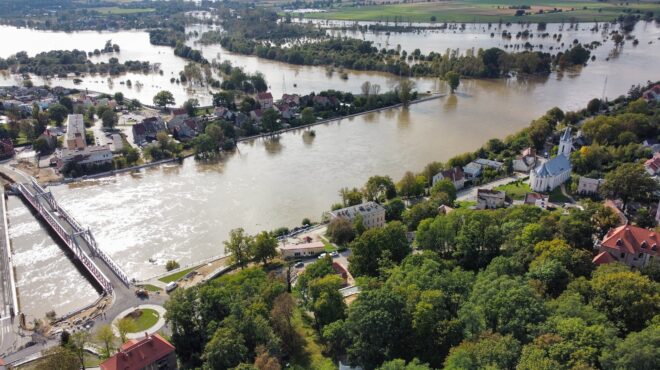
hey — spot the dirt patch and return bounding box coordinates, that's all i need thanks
[14,161,62,184]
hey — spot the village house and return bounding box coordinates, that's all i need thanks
[433,167,466,189]
[256,92,274,109]
[167,115,198,139]
[281,93,300,106]
[530,127,572,192]
[577,176,604,195]
[213,106,234,121]
[100,333,177,370]
[644,152,660,176]
[274,102,294,120]
[280,241,325,259]
[642,83,660,102]
[513,147,538,172]
[250,108,265,123]
[133,116,167,144]
[65,114,87,150]
[476,189,506,209]
[329,202,386,229]
[524,192,551,209]
[593,224,659,269]
[463,158,504,179]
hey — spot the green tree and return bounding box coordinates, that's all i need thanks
[115,317,136,343]
[600,163,657,213]
[33,136,51,155]
[69,331,90,369]
[378,358,431,370]
[309,274,347,329]
[48,103,69,125]
[101,109,117,129]
[164,288,204,364]
[601,317,659,370]
[429,179,457,202]
[270,293,302,357]
[349,221,410,277]
[35,346,79,370]
[183,98,199,117]
[326,217,356,245]
[193,133,218,156]
[96,324,116,358]
[443,332,521,370]
[113,92,124,104]
[251,231,278,265]
[445,71,460,93]
[397,171,426,197]
[153,90,175,109]
[261,108,280,133]
[300,107,315,125]
[384,198,405,221]
[364,175,397,202]
[224,228,254,269]
[203,326,248,370]
[339,187,363,206]
[397,79,415,107]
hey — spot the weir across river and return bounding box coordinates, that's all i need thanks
[14,178,130,294]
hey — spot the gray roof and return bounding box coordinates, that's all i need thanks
[534,154,571,177]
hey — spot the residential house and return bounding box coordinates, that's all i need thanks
[133,117,166,144]
[642,138,660,154]
[65,114,87,150]
[250,109,265,124]
[593,224,659,268]
[275,102,294,120]
[433,167,466,189]
[55,145,113,169]
[642,84,660,102]
[513,148,538,172]
[476,189,506,209]
[257,92,274,109]
[644,153,660,176]
[329,202,386,229]
[281,93,300,106]
[577,177,604,195]
[235,112,248,127]
[438,204,454,215]
[524,192,550,209]
[213,106,234,121]
[100,333,176,370]
[530,128,572,192]
[167,115,197,139]
[280,241,325,259]
[463,158,504,179]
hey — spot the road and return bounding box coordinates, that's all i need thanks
[456,173,527,202]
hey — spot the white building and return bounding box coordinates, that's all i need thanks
[577,177,604,195]
[57,144,113,168]
[329,201,386,229]
[476,189,506,209]
[65,114,86,150]
[280,241,325,259]
[530,128,572,192]
[513,148,538,172]
[432,167,466,189]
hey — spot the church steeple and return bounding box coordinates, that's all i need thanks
[558,127,572,157]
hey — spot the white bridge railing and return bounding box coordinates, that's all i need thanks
[15,180,131,293]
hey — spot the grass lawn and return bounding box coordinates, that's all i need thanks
[127,308,160,332]
[92,7,156,15]
[158,266,197,283]
[138,284,162,292]
[549,186,571,203]
[320,237,337,252]
[306,0,660,23]
[494,181,531,200]
[289,310,335,370]
[455,200,476,209]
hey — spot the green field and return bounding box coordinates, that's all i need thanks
[92,7,156,15]
[138,284,162,292]
[494,181,532,200]
[128,308,160,332]
[158,266,197,283]
[304,0,660,23]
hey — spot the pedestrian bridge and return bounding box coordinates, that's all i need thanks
[14,179,130,294]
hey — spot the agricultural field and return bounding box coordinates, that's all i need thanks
[303,0,660,23]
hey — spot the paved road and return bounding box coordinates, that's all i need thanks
[456,173,527,202]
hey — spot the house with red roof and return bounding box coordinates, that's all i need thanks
[432,166,466,190]
[100,333,176,370]
[642,83,660,102]
[256,92,273,109]
[593,224,659,268]
[644,152,660,176]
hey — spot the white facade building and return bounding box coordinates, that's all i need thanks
[577,177,604,195]
[329,202,386,229]
[476,189,506,209]
[65,114,86,150]
[530,128,572,192]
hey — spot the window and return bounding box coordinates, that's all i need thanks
[621,252,625,258]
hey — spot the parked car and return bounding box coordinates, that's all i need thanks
[294,261,304,268]
[331,251,339,258]
[317,253,327,259]
[165,282,178,293]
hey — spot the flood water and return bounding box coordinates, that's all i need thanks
[6,197,98,321]
[2,22,660,282]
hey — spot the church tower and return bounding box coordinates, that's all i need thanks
[558,127,572,157]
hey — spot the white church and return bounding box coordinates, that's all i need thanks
[530,127,573,192]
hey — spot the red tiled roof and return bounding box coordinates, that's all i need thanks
[257,92,273,101]
[600,224,660,257]
[644,153,660,173]
[440,167,465,182]
[100,334,175,370]
[592,251,616,265]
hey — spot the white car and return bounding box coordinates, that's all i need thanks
[165,282,178,292]
[317,253,328,259]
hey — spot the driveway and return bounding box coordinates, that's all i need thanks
[456,173,527,202]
